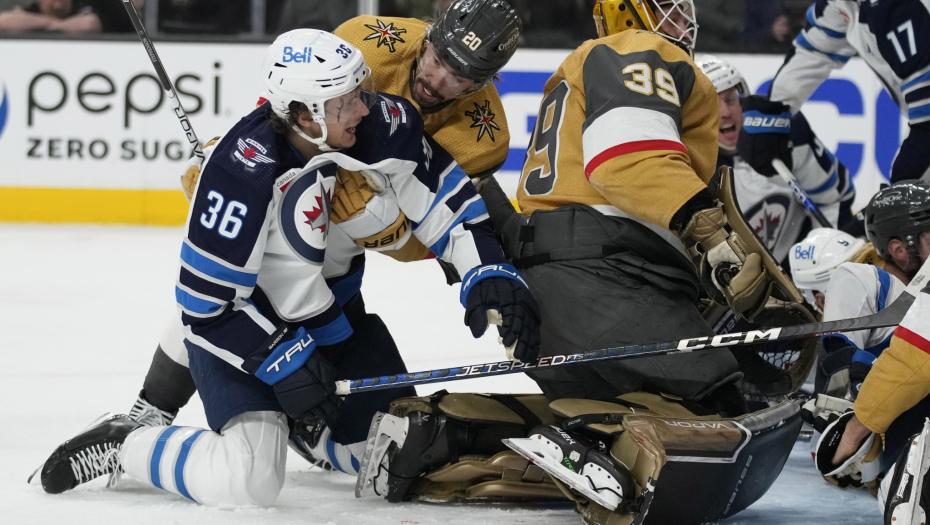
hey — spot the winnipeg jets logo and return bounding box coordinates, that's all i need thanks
[302,185,332,239]
[379,98,406,135]
[235,138,273,168]
[465,100,500,142]
[745,195,789,249]
[364,19,407,52]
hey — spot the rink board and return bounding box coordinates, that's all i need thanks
[0,40,905,224]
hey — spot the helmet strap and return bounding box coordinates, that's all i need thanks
[290,115,339,154]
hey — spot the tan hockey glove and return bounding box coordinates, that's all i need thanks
[180,137,220,201]
[331,170,432,262]
[682,206,772,320]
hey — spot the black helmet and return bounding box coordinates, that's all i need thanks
[426,0,523,83]
[864,180,930,258]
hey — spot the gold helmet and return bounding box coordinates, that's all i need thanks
[593,0,697,54]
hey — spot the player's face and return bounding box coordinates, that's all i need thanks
[321,87,373,149]
[717,87,742,149]
[654,1,695,48]
[918,230,930,263]
[412,42,483,108]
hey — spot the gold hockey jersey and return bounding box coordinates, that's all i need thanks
[516,31,719,232]
[335,15,510,178]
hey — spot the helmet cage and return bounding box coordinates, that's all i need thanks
[594,0,697,54]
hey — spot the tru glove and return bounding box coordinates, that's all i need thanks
[246,326,343,421]
[737,95,793,177]
[462,267,541,363]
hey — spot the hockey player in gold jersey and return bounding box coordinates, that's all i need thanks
[334,0,515,180]
[358,2,806,524]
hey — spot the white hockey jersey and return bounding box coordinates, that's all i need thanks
[770,0,930,122]
[822,262,906,367]
[721,112,854,263]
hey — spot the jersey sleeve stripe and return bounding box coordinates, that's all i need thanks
[427,197,489,257]
[894,326,930,355]
[806,5,846,38]
[795,33,853,63]
[908,101,930,121]
[904,69,930,92]
[425,164,470,218]
[905,85,930,104]
[175,284,226,316]
[876,267,891,311]
[180,242,258,288]
[585,140,689,179]
[852,349,878,365]
[583,106,685,176]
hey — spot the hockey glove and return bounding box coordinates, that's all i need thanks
[462,268,541,363]
[245,326,343,421]
[682,207,772,319]
[847,359,871,401]
[737,96,793,177]
[180,137,220,201]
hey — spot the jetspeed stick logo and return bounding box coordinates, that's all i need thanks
[0,84,8,143]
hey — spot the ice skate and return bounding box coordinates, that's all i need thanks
[504,424,634,511]
[128,392,177,427]
[39,414,141,494]
[882,419,930,525]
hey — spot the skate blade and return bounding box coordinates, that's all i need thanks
[355,412,409,498]
[28,412,114,485]
[504,437,619,511]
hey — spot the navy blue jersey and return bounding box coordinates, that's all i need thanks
[176,94,509,376]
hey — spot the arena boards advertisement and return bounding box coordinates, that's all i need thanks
[0,40,906,224]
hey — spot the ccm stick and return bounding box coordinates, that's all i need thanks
[772,158,832,228]
[335,256,930,396]
[121,0,205,163]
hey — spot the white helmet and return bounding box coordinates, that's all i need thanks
[695,54,750,96]
[789,228,866,307]
[261,29,376,151]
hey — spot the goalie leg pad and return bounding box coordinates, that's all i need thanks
[355,393,556,501]
[881,419,930,525]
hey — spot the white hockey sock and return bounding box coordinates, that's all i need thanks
[120,411,288,506]
[315,424,365,476]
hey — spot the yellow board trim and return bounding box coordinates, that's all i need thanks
[0,187,189,225]
[0,188,521,225]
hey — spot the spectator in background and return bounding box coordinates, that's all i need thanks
[694,0,743,52]
[0,0,134,33]
[741,0,806,53]
[158,0,250,34]
[275,0,357,33]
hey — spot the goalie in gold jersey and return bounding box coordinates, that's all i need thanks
[358,2,806,524]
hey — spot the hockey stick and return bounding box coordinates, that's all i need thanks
[121,0,204,163]
[772,158,832,228]
[334,256,930,396]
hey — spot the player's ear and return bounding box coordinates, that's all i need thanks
[295,110,323,139]
[888,238,908,264]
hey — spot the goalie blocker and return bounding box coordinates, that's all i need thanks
[356,391,801,525]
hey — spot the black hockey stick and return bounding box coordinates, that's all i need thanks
[334,258,930,395]
[121,0,204,163]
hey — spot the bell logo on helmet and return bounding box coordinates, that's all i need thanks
[794,245,815,261]
[363,19,407,53]
[465,100,500,142]
[282,46,314,63]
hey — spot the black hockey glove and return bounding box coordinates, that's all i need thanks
[465,276,542,363]
[847,360,870,401]
[244,325,343,421]
[737,95,793,177]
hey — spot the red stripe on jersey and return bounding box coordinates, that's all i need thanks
[256,97,269,108]
[584,140,689,179]
[894,325,930,355]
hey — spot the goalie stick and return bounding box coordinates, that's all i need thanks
[121,0,204,163]
[335,257,930,396]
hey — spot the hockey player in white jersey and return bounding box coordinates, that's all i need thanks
[35,30,540,506]
[740,0,930,184]
[789,227,865,313]
[696,54,856,265]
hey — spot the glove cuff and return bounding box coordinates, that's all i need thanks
[460,263,528,307]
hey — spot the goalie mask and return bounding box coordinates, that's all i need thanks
[261,29,377,152]
[593,0,698,55]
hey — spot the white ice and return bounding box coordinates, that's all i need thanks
[0,224,881,524]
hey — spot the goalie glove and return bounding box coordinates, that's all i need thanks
[736,96,793,177]
[813,409,882,490]
[681,206,773,319]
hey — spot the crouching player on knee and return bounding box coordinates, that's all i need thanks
[356,2,808,524]
[36,30,540,507]
[814,276,930,523]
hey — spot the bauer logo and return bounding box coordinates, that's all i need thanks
[282,46,313,63]
[0,84,8,143]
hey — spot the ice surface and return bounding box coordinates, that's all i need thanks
[0,224,882,524]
